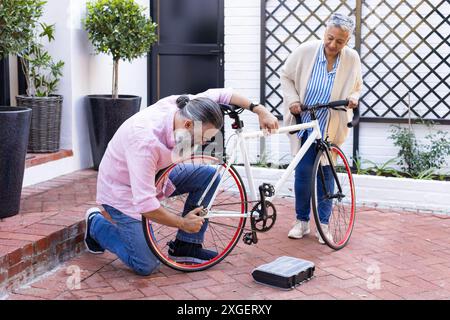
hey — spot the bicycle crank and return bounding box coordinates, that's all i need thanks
[250,200,277,232]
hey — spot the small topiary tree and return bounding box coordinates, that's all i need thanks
[83,0,158,99]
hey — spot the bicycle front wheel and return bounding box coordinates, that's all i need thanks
[142,156,247,272]
[311,145,356,250]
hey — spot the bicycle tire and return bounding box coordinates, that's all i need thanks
[311,145,356,250]
[142,155,248,272]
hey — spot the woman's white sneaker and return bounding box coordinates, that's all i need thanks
[288,220,310,239]
[316,223,333,245]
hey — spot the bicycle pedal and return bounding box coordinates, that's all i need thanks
[243,232,258,245]
[260,183,275,197]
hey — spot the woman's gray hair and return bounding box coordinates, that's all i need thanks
[326,13,355,35]
[176,95,223,129]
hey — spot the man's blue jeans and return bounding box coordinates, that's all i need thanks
[90,164,219,276]
[294,134,334,224]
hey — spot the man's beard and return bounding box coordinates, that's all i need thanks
[174,129,195,148]
[172,129,198,162]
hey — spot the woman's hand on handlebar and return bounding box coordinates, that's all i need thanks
[347,97,358,109]
[258,110,279,133]
[289,102,303,115]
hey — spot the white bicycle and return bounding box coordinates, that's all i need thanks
[142,100,360,272]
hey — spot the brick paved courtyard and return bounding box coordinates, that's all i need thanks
[1,170,450,300]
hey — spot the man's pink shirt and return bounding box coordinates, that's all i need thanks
[96,88,233,220]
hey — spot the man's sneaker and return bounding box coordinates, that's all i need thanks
[167,239,218,264]
[288,220,310,239]
[84,207,105,254]
[316,223,333,245]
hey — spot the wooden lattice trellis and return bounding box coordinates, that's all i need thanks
[262,0,450,124]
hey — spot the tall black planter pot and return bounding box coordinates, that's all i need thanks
[86,95,141,170]
[0,107,32,219]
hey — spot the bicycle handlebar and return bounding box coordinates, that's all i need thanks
[220,104,240,113]
[347,106,360,128]
[300,100,360,128]
[220,100,360,129]
[300,99,348,112]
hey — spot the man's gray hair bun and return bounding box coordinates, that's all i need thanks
[176,96,223,129]
[176,95,190,109]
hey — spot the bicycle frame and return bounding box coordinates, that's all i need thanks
[197,119,323,219]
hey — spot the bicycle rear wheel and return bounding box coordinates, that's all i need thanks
[142,156,247,272]
[311,145,356,250]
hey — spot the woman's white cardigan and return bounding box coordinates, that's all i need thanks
[280,40,363,155]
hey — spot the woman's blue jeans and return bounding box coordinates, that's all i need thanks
[294,134,334,224]
[89,164,219,276]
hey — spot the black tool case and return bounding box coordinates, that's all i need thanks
[252,256,315,290]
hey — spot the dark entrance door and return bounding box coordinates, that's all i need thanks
[0,58,10,105]
[149,0,224,104]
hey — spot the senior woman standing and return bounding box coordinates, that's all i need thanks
[280,13,363,244]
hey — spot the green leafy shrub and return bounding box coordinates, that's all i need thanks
[351,151,371,175]
[20,22,65,97]
[389,124,450,179]
[363,158,403,177]
[0,0,45,58]
[1,0,64,97]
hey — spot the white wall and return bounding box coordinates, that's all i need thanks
[8,56,18,106]
[224,0,262,165]
[41,0,75,151]
[224,0,290,165]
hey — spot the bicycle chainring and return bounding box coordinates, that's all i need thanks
[250,201,277,232]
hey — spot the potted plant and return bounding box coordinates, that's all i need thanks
[83,0,157,169]
[0,0,43,218]
[15,19,65,153]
